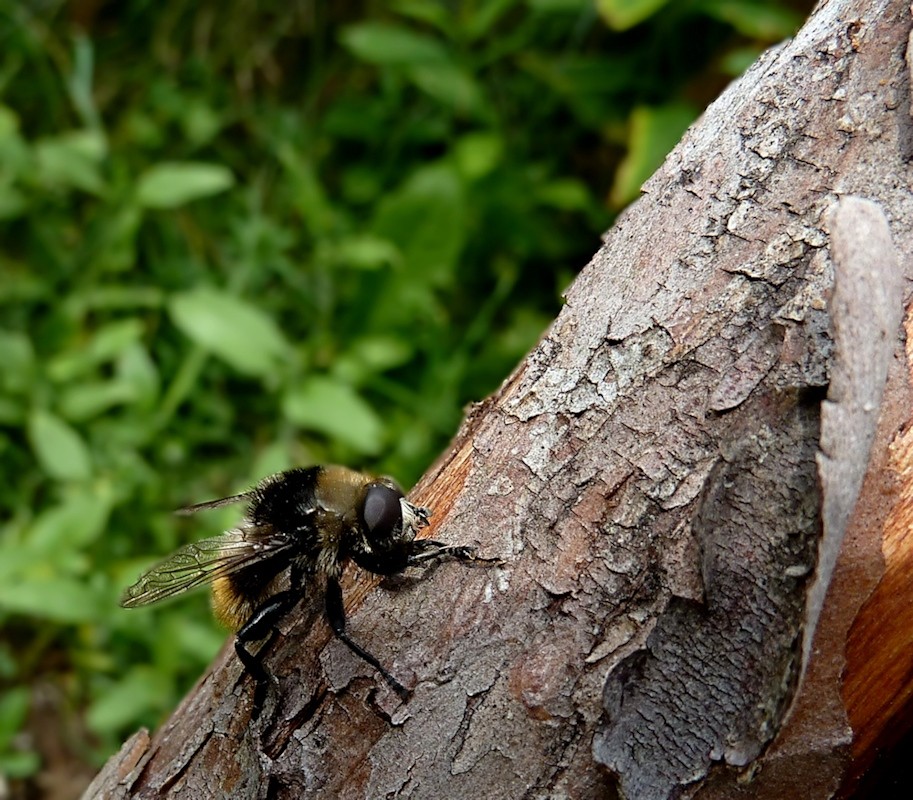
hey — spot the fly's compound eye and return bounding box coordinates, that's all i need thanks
[360,484,404,544]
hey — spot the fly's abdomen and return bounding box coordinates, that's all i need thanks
[211,558,288,631]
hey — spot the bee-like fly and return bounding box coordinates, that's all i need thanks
[121,465,494,714]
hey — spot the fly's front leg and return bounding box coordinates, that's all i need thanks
[406,539,501,567]
[325,577,410,700]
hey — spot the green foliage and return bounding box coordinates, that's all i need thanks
[0,0,809,782]
[135,162,235,210]
[610,103,697,207]
[0,687,40,778]
[597,0,674,30]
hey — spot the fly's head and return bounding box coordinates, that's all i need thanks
[349,479,431,576]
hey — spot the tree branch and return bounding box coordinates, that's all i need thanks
[85,1,913,797]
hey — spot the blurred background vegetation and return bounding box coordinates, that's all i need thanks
[0,0,812,795]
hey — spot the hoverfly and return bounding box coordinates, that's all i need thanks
[122,465,495,713]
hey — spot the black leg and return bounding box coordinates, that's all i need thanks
[406,539,501,567]
[235,563,304,717]
[325,577,410,700]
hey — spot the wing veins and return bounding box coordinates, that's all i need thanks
[120,527,292,608]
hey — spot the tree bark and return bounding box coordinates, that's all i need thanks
[85,1,913,798]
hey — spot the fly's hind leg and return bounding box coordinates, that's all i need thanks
[235,563,303,717]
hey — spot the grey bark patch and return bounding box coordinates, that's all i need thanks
[593,398,820,800]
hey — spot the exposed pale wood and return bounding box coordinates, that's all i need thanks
[843,318,913,775]
[85,2,913,798]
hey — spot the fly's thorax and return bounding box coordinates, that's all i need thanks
[250,466,322,532]
[313,465,372,523]
[311,466,375,562]
[249,465,368,576]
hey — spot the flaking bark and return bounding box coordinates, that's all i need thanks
[86,1,913,798]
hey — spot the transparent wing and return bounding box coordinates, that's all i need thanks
[175,491,255,516]
[120,526,292,608]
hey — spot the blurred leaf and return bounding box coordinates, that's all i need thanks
[275,145,335,236]
[720,45,765,76]
[462,0,522,40]
[68,34,100,131]
[282,377,385,455]
[0,576,106,623]
[698,0,802,39]
[517,53,632,128]
[339,164,382,204]
[407,63,486,115]
[89,203,142,272]
[0,106,30,181]
[0,104,19,138]
[63,286,164,315]
[454,132,503,180]
[58,380,138,421]
[390,0,451,30]
[0,687,30,746]
[346,336,414,373]
[26,487,114,553]
[179,100,223,146]
[33,129,107,194]
[170,617,225,663]
[86,667,171,734]
[27,409,92,481]
[527,0,591,9]
[536,178,591,211]
[333,336,414,384]
[0,397,24,424]
[116,343,160,409]
[596,0,672,30]
[168,288,292,377]
[0,646,14,680]
[372,163,465,283]
[0,549,43,583]
[0,750,40,779]
[135,161,234,209]
[250,441,294,483]
[0,645,15,680]
[47,319,145,382]
[340,22,448,65]
[0,329,34,393]
[0,178,27,219]
[610,103,696,208]
[333,234,401,271]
